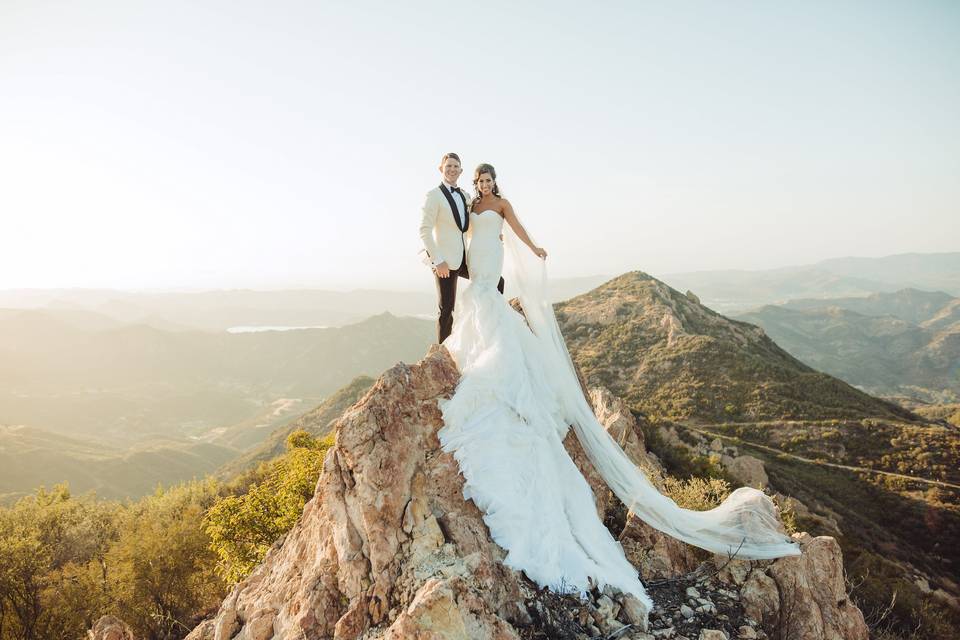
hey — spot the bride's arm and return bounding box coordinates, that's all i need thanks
[502,200,548,258]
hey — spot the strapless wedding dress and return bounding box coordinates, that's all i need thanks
[438,209,652,608]
[437,208,800,619]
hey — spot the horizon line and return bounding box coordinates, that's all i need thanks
[1,249,957,294]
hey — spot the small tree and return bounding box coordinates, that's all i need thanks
[0,484,120,640]
[108,479,224,640]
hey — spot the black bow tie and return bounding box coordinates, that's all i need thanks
[449,185,460,193]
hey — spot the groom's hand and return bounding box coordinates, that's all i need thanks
[435,262,451,278]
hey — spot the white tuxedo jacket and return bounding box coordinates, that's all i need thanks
[419,185,472,270]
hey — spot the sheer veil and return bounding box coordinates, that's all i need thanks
[501,214,801,560]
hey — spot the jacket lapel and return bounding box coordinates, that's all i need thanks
[439,184,468,232]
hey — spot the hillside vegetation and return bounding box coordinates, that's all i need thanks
[0,430,331,640]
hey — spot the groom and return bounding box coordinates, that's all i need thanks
[419,152,503,343]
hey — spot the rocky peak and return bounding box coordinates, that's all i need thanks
[556,271,795,361]
[180,346,869,640]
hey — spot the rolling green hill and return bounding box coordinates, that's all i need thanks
[0,424,237,503]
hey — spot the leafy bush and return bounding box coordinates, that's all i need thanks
[202,430,334,582]
[0,485,121,640]
[662,476,731,511]
[0,429,338,639]
[107,480,224,639]
[0,481,225,640]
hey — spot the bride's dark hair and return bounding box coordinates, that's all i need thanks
[472,163,501,205]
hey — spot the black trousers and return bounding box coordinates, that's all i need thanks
[436,253,505,343]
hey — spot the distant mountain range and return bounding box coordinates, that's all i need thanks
[0,310,432,501]
[736,288,960,402]
[0,276,612,331]
[3,252,955,330]
[216,375,375,480]
[661,251,960,313]
[0,308,432,438]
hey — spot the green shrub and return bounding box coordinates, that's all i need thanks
[202,431,334,582]
[662,476,731,511]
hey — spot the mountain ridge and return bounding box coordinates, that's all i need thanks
[556,271,915,423]
[661,251,960,312]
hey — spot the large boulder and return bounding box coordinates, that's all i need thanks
[591,386,649,459]
[87,617,135,640]
[384,577,520,640]
[620,515,701,581]
[719,454,769,490]
[720,533,869,640]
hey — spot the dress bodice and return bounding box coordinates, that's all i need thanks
[469,209,504,240]
[465,210,505,288]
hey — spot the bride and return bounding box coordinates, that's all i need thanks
[436,163,801,619]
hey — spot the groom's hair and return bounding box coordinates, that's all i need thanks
[440,152,461,166]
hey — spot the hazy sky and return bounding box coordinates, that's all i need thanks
[1,1,958,291]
